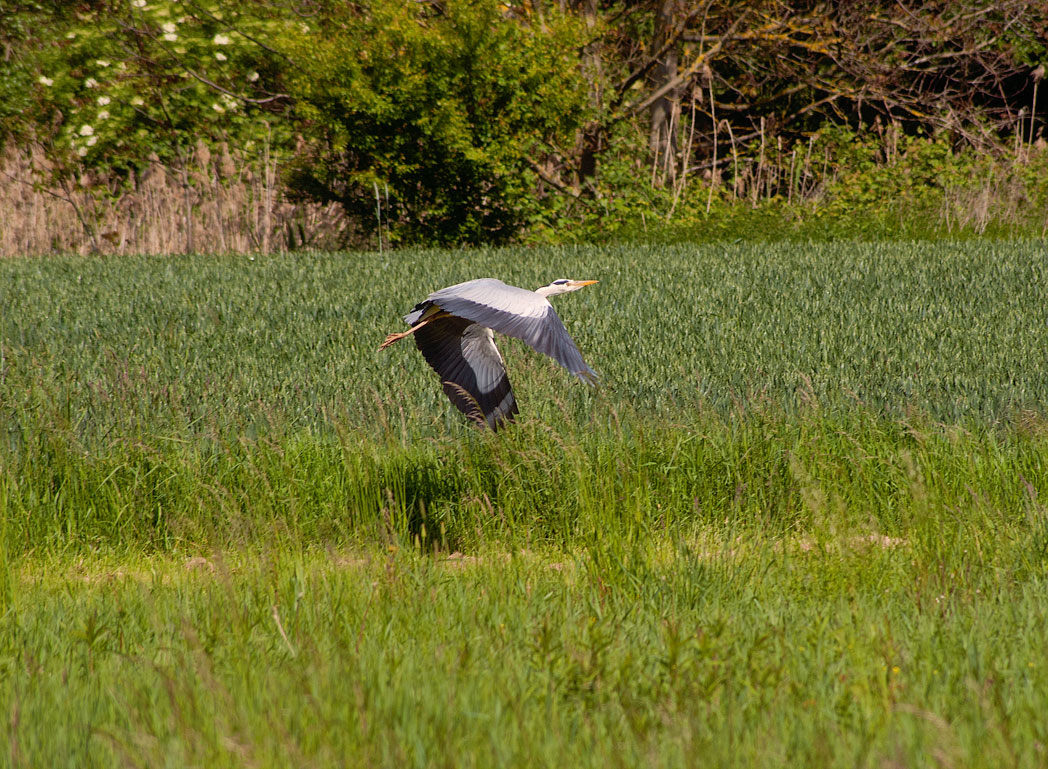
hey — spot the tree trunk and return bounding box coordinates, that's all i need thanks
[649,0,680,188]
[574,0,602,190]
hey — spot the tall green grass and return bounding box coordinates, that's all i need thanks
[5,528,1048,768]
[3,241,1047,439]
[2,242,1048,766]
[3,406,1048,556]
[2,241,1047,552]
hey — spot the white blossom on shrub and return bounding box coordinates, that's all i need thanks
[213,33,231,45]
[79,124,94,136]
[97,96,110,106]
[38,76,54,86]
[215,52,227,61]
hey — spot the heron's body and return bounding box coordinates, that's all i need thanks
[381,278,598,429]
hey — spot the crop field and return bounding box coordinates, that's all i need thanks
[3,241,1048,767]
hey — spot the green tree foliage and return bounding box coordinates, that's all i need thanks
[282,0,591,245]
[0,2,57,141]
[1,0,295,179]
[1,0,1046,248]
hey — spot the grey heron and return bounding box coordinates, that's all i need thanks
[380,278,599,430]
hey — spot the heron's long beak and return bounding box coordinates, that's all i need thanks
[570,280,598,287]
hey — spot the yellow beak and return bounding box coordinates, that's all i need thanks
[571,280,599,287]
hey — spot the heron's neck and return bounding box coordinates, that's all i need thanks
[535,285,567,298]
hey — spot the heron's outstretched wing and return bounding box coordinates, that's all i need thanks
[413,314,518,430]
[410,279,597,383]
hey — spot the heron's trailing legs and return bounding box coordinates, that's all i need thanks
[379,311,451,350]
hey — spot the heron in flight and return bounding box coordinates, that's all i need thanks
[380,278,599,430]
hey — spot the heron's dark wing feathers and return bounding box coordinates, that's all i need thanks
[413,315,518,430]
[420,279,597,383]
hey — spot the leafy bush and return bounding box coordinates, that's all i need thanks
[1,1,1044,250]
[1,1,296,180]
[283,0,591,245]
[530,123,1048,244]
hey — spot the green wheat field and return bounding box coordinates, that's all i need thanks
[3,240,1048,767]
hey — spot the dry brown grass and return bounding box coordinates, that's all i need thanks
[4,134,1046,257]
[0,142,354,257]
[938,144,1048,237]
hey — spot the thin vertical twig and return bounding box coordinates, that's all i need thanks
[175,145,194,255]
[668,86,697,220]
[804,134,814,197]
[263,123,273,254]
[374,181,383,253]
[754,116,766,206]
[384,181,390,248]
[788,146,796,206]
[1015,109,1025,157]
[725,118,739,200]
[57,173,102,255]
[1030,74,1040,156]
[706,79,717,215]
[775,135,782,198]
[665,98,680,185]
[650,131,661,189]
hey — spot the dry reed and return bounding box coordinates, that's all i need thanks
[0,142,353,257]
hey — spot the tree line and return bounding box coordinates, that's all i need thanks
[1,0,1046,249]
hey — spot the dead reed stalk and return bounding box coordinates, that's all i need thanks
[0,143,352,257]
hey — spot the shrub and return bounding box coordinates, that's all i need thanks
[283,0,591,245]
[1,1,297,181]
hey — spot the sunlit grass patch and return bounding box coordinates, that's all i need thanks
[4,531,1048,768]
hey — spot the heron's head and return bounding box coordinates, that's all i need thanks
[535,278,598,298]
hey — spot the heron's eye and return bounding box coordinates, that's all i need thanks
[553,279,569,285]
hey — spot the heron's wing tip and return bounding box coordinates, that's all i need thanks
[576,368,599,386]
